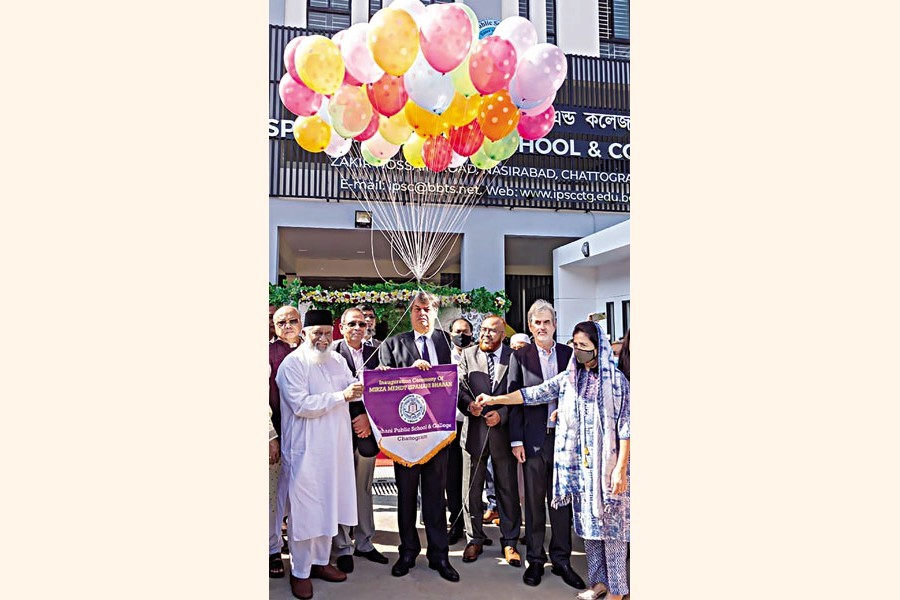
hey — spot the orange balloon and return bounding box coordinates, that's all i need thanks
[477,90,520,141]
[404,101,450,138]
[292,115,331,153]
[443,92,482,127]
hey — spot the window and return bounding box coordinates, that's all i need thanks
[622,299,630,334]
[307,0,351,31]
[519,0,530,19]
[598,0,629,57]
[546,0,556,44]
[369,0,380,18]
[606,301,616,341]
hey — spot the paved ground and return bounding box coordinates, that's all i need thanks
[270,468,628,599]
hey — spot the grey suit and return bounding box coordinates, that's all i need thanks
[457,344,521,548]
[331,339,379,556]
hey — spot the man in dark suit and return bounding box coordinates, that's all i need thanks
[377,291,460,583]
[330,307,388,573]
[357,303,382,348]
[446,317,476,546]
[457,315,522,568]
[508,300,586,590]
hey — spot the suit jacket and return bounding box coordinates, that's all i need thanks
[507,342,573,458]
[332,339,380,457]
[377,329,453,369]
[457,344,513,456]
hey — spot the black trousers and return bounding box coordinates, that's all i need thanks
[522,432,573,567]
[395,445,450,562]
[445,420,464,535]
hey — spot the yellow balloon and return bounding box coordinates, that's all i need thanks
[296,35,344,95]
[443,92,482,127]
[367,8,420,76]
[293,115,331,153]
[404,101,450,138]
[402,133,427,168]
[379,111,414,146]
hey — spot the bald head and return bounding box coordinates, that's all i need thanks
[478,315,506,352]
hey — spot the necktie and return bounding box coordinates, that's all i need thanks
[486,352,495,391]
[418,335,431,363]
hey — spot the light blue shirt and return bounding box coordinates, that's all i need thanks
[536,343,560,429]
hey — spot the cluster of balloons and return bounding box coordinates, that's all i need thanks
[279,1,567,172]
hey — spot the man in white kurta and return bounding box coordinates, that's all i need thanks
[275,310,363,599]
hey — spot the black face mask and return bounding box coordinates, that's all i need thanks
[574,348,597,365]
[451,333,473,348]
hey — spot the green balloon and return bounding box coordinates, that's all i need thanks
[450,56,478,98]
[484,130,520,162]
[456,3,480,45]
[361,145,388,166]
[470,146,499,170]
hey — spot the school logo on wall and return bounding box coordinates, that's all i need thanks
[398,394,427,424]
[478,19,500,39]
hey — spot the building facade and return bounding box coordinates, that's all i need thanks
[268,0,630,337]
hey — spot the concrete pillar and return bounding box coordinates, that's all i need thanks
[460,222,505,292]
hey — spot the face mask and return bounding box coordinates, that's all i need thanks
[451,333,473,348]
[574,348,597,365]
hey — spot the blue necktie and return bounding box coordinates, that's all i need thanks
[418,336,431,363]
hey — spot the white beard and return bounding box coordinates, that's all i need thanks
[301,342,330,366]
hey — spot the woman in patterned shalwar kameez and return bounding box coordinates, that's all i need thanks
[476,320,630,600]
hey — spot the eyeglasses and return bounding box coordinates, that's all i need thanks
[343,321,367,328]
[276,318,300,328]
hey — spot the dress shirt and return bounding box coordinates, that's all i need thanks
[536,343,560,428]
[479,346,503,390]
[347,342,365,373]
[414,330,439,365]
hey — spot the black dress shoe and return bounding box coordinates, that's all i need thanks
[447,528,464,545]
[428,559,460,582]
[551,564,586,589]
[391,556,416,577]
[336,555,354,573]
[523,563,544,586]
[354,548,390,564]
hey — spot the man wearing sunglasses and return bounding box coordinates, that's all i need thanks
[269,305,303,578]
[330,307,388,572]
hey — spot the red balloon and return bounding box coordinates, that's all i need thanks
[366,73,408,117]
[284,36,305,84]
[354,112,380,142]
[423,135,453,172]
[449,119,485,157]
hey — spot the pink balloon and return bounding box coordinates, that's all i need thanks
[493,16,538,59]
[512,43,567,102]
[354,112,380,141]
[279,72,323,117]
[328,84,374,138]
[520,91,556,116]
[420,4,473,74]
[468,37,518,96]
[283,36,305,84]
[366,73,408,117]
[325,129,352,157]
[340,23,385,84]
[364,131,400,160]
[517,105,555,140]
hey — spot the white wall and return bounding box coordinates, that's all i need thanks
[553,220,629,340]
[556,0,600,56]
[284,0,306,27]
[270,197,628,287]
